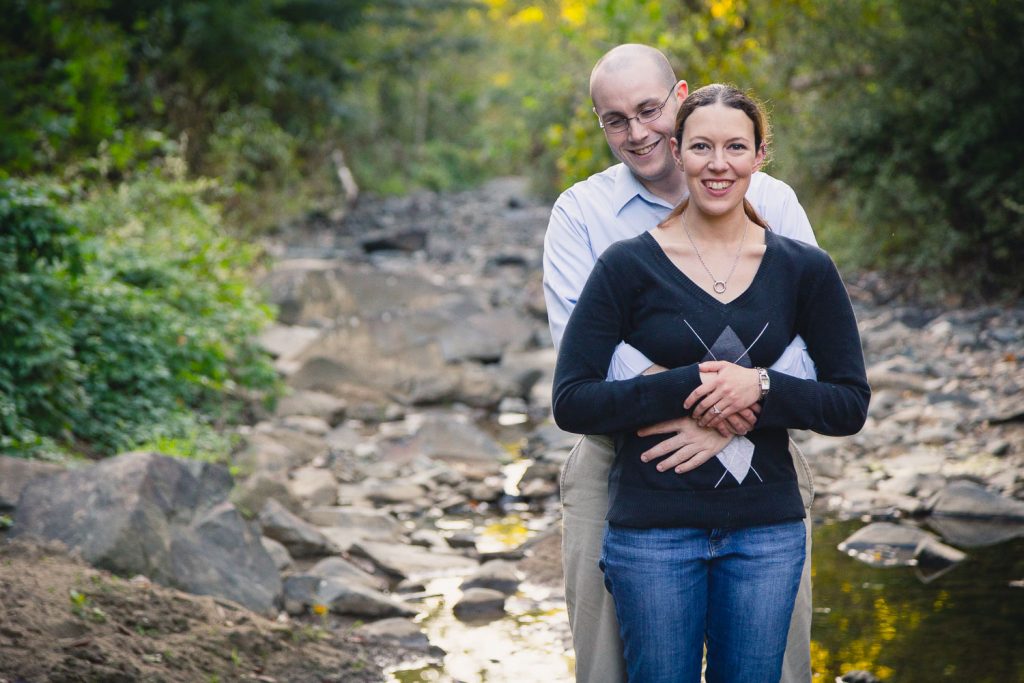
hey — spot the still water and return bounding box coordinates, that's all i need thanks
[387,515,1024,682]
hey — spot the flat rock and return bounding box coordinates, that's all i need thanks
[318,576,417,618]
[460,560,521,596]
[351,540,477,581]
[306,505,404,540]
[309,556,388,592]
[837,522,933,568]
[258,498,338,558]
[230,471,303,518]
[274,389,348,425]
[928,480,1024,520]
[453,587,506,622]
[261,536,293,572]
[925,516,1024,548]
[288,466,339,507]
[354,617,433,651]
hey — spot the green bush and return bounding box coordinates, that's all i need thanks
[0,172,280,459]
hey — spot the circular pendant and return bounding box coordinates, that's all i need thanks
[713,281,727,294]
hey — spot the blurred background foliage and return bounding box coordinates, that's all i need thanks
[2,0,1021,457]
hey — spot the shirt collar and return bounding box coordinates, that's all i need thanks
[611,163,680,215]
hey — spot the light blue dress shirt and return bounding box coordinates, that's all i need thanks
[543,162,818,381]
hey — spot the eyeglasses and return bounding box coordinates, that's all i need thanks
[594,87,675,134]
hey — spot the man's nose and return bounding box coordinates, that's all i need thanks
[626,117,648,139]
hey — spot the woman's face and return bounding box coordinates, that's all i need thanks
[671,102,764,218]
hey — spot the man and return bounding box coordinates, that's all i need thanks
[543,44,817,683]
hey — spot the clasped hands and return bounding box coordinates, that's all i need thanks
[638,360,762,475]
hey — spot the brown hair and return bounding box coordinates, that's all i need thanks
[660,83,772,230]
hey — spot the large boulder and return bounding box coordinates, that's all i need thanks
[0,456,63,511]
[9,452,281,613]
[927,480,1024,520]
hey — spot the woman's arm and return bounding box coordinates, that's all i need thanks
[755,253,870,435]
[551,249,702,435]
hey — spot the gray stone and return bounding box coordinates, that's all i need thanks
[405,416,507,464]
[282,574,322,615]
[257,324,323,374]
[280,415,332,436]
[354,617,432,651]
[9,452,280,613]
[438,309,534,363]
[230,471,302,518]
[837,522,934,568]
[925,516,1024,548]
[460,560,521,596]
[309,556,388,592]
[274,389,348,425]
[288,466,339,507]
[453,587,506,621]
[0,455,63,511]
[258,498,339,558]
[261,536,293,572]
[318,576,416,618]
[928,480,1024,520]
[351,540,478,581]
[306,506,404,539]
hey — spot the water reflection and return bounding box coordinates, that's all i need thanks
[811,518,1024,682]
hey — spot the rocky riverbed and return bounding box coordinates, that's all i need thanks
[2,177,1023,682]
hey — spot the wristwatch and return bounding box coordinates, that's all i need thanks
[755,367,770,400]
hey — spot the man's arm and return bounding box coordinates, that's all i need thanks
[543,195,653,379]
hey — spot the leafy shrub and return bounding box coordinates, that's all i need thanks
[0,171,280,458]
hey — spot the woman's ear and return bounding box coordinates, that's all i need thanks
[753,142,766,172]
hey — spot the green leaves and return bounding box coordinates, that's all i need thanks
[0,175,279,459]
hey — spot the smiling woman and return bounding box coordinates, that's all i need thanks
[551,82,870,682]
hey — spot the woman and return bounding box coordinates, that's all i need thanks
[551,84,870,682]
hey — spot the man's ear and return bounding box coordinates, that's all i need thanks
[675,80,688,102]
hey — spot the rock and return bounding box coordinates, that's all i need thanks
[928,480,1024,520]
[306,506,404,540]
[258,498,339,558]
[365,482,427,505]
[404,415,507,465]
[350,540,478,581]
[274,389,348,425]
[925,516,1024,548]
[318,576,417,618]
[280,415,332,436]
[438,309,535,363]
[361,228,427,253]
[837,522,933,567]
[257,324,323,374]
[231,471,302,518]
[460,560,521,596]
[839,671,882,683]
[282,574,323,615]
[9,452,281,613]
[309,556,388,592]
[914,535,968,582]
[0,455,63,511]
[287,466,339,507]
[261,536,293,572]
[354,617,433,651]
[453,587,506,621]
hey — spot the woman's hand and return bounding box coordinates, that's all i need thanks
[684,361,762,429]
[638,416,731,474]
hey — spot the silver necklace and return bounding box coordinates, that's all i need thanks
[681,213,748,294]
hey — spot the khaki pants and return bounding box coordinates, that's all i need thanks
[560,435,814,683]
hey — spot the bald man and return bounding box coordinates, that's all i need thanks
[543,44,817,683]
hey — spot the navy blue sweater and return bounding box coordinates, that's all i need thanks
[552,229,870,529]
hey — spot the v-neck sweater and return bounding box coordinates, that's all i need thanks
[552,229,870,529]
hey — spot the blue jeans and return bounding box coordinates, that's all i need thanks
[601,520,806,683]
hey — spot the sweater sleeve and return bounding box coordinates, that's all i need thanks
[551,246,701,435]
[756,251,870,435]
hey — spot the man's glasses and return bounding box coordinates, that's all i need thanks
[594,87,675,134]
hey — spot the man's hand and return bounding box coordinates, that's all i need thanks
[637,416,730,474]
[685,361,761,429]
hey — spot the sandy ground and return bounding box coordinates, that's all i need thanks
[0,537,392,683]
